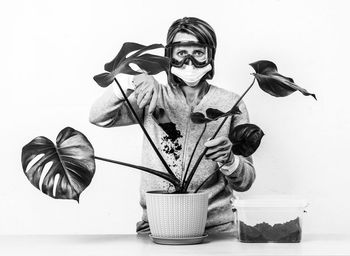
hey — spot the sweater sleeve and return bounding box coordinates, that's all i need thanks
[221,100,256,192]
[89,84,144,127]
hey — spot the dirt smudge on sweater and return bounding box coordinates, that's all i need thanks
[159,122,182,142]
[152,108,183,165]
[160,122,183,163]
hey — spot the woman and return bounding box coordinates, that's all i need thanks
[89,17,255,234]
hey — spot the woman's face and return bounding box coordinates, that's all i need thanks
[171,32,208,65]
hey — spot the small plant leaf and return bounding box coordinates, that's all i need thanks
[250,60,278,74]
[229,124,264,157]
[229,106,242,116]
[21,127,95,202]
[206,108,225,120]
[250,60,316,100]
[206,106,242,121]
[190,112,211,124]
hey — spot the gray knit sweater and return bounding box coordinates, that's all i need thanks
[89,82,255,234]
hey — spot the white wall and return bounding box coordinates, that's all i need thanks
[1,0,349,234]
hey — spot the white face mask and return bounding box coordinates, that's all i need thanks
[171,64,212,87]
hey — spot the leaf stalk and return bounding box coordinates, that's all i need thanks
[113,78,178,182]
[182,78,256,192]
[180,123,207,192]
[94,156,180,189]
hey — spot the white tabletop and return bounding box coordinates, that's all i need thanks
[1,233,350,256]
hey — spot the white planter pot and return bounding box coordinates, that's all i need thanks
[145,191,208,238]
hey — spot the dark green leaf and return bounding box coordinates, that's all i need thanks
[253,72,316,99]
[94,43,170,87]
[93,72,116,88]
[21,127,95,202]
[190,112,211,124]
[250,60,316,100]
[206,108,225,120]
[206,106,241,121]
[229,106,242,115]
[104,42,145,72]
[128,43,165,59]
[249,60,277,75]
[121,54,170,75]
[229,124,264,157]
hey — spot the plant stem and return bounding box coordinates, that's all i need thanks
[194,165,222,193]
[94,156,180,188]
[113,78,178,181]
[183,78,256,192]
[180,123,207,191]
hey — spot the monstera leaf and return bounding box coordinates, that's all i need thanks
[250,60,316,100]
[229,124,264,157]
[21,127,95,202]
[93,43,170,87]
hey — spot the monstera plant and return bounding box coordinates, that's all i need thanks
[21,42,315,202]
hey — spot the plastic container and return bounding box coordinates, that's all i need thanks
[232,195,308,243]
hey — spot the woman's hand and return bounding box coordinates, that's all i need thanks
[132,73,159,114]
[204,136,234,165]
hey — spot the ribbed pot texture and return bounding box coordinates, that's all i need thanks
[146,191,208,238]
